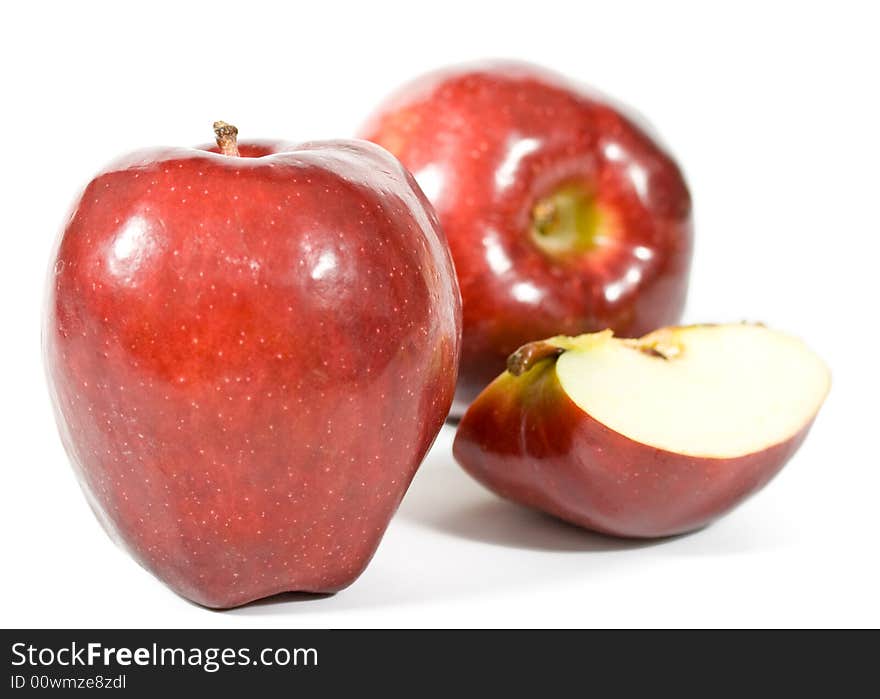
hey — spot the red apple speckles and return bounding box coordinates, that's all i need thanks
[44,125,461,608]
[362,61,693,406]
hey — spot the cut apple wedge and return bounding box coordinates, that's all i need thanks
[453,324,830,538]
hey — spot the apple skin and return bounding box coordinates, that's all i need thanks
[453,361,813,539]
[44,136,462,608]
[361,61,693,405]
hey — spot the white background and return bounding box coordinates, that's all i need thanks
[2,0,878,628]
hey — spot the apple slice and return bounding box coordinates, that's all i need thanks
[453,324,830,538]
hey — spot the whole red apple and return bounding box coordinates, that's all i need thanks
[454,324,830,538]
[361,61,693,406]
[44,123,462,608]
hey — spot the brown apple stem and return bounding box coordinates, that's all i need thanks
[213,121,240,157]
[507,341,566,376]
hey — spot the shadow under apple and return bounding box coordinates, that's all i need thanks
[412,491,651,552]
[395,456,668,553]
[209,591,335,611]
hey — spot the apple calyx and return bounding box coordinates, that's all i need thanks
[213,120,240,157]
[530,184,603,258]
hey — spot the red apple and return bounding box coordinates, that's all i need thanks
[44,123,462,608]
[453,324,830,538]
[361,61,693,407]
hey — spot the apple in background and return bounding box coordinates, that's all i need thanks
[44,123,462,608]
[361,61,693,408]
[453,324,830,538]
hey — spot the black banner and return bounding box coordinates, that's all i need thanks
[1,629,874,693]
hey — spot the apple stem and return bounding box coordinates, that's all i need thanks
[507,341,566,376]
[213,121,240,157]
